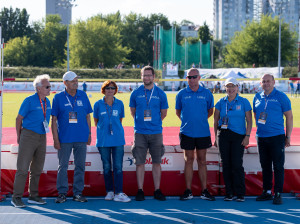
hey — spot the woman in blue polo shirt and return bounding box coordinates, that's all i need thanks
[93,80,131,203]
[214,77,252,202]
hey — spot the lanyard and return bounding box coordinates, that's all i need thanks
[263,94,269,112]
[144,86,155,107]
[225,99,236,116]
[104,98,114,121]
[39,97,47,120]
[64,90,77,111]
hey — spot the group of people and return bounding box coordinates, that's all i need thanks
[289,80,300,97]
[11,66,293,208]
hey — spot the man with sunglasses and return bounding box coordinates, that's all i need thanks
[130,66,169,201]
[12,75,52,208]
[51,71,92,203]
[175,68,215,201]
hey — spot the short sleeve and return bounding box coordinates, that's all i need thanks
[207,91,214,110]
[279,93,291,112]
[51,94,59,117]
[252,95,257,114]
[243,98,252,112]
[84,93,93,114]
[120,101,125,118]
[215,99,221,111]
[175,91,182,110]
[160,91,169,109]
[18,97,30,118]
[93,101,99,119]
[129,90,136,108]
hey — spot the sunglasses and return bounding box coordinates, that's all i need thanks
[105,87,116,90]
[44,86,51,89]
[187,75,199,79]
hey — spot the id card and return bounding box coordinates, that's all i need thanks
[221,116,229,129]
[144,109,152,121]
[43,120,50,133]
[109,123,113,135]
[69,111,78,123]
[258,112,267,124]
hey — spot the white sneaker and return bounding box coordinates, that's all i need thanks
[105,192,114,201]
[113,193,131,202]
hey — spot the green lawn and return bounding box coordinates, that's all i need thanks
[2,92,300,128]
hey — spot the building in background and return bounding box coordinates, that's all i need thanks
[180,25,199,38]
[46,0,72,25]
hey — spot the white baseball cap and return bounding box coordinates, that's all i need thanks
[225,77,239,86]
[63,71,77,81]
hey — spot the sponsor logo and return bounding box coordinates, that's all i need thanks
[197,96,205,99]
[77,100,83,106]
[101,111,106,115]
[113,110,118,116]
[236,105,241,110]
[184,96,191,100]
[151,96,160,100]
[124,156,173,167]
[268,99,278,102]
[65,103,71,107]
[137,95,145,98]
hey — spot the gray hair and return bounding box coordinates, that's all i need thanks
[33,74,50,92]
[187,68,200,76]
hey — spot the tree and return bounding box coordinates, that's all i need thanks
[69,17,130,68]
[0,7,32,42]
[4,36,36,66]
[225,15,297,67]
[198,22,213,44]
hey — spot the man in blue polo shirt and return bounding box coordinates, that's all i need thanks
[51,71,93,203]
[254,74,293,205]
[130,66,169,201]
[12,74,51,208]
[176,68,215,201]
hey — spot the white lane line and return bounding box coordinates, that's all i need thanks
[123,209,191,224]
[261,209,300,218]
[30,206,77,217]
[168,209,241,224]
[214,209,257,218]
[266,218,294,224]
[67,209,129,224]
[100,209,124,215]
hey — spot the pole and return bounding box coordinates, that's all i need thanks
[200,41,202,66]
[0,23,4,202]
[211,40,214,69]
[185,38,187,70]
[67,23,70,71]
[171,25,173,63]
[278,5,282,77]
[174,26,176,63]
[298,16,300,77]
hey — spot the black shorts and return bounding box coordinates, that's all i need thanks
[179,133,212,150]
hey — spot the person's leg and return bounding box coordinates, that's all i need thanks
[196,149,207,190]
[112,146,124,194]
[57,143,73,195]
[218,130,233,195]
[270,135,285,194]
[183,150,195,190]
[29,134,47,197]
[257,137,273,191]
[73,142,87,196]
[13,129,38,198]
[98,147,113,193]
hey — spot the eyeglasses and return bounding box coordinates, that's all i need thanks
[142,74,154,77]
[44,86,51,89]
[105,87,116,90]
[187,75,199,79]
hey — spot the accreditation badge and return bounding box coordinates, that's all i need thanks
[69,111,78,123]
[221,116,229,129]
[144,109,152,121]
[109,123,113,135]
[43,120,50,133]
[258,112,267,125]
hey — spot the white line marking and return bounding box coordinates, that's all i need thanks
[67,209,129,224]
[261,209,300,218]
[100,209,124,215]
[123,209,190,224]
[168,209,241,224]
[267,218,294,224]
[214,209,257,218]
[29,206,77,217]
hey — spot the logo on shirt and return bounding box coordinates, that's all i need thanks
[151,96,160,100]
[64,103,71,107]
[255,99,261,107]
[236,105,241,110]
[197,96,205,99]
[101,112,106,115]
[268,99,278,102]
[113,110,118,116]
[137,95,145,98]
[184,96,191,100]
[77,100,83,106]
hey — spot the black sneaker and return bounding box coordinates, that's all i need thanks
[154,189,166,201]
[55,194,66,203]
[180,189,193,201]
[11,197,26,208]
[273,192,282,205]
[135,189,145,201]
[224,194,233,201]
[256,190,273,201]
[201,189,216,201]
[236,195,245,202]
[73,194,88,202]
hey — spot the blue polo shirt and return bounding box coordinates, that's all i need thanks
[129,85,169,134]
[175,85,214,138]
[93,97,125,147]
[253,88,291,137]
[51,89,93,143]
[215,95,252,135]
[19,93,51,134]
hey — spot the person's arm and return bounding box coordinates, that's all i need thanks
[208,108,214,118]
[120,118,123,123]
[175,109,181,120]
[241,110,253,146]
[213,109,220,147]
[94,118,98,127]
[161,109,168,121]
[51,115,61,150]
[284,110,293,147]
[87,114,92,145]
[130,107,136,119]
[16,114,24,144]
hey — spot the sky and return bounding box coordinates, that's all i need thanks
[1,0,214,28]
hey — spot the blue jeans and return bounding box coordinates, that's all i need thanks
[98,146,124,194]
[57,142,87,196]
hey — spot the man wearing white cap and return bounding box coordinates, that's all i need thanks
[51,71,93,203]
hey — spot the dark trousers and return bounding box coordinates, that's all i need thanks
[218,129,245,196]
[257,134,285,193]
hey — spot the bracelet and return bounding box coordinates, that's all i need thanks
[245,135,250,137]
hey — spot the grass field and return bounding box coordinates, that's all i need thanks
[2,91,300,128]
